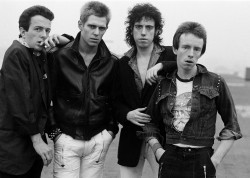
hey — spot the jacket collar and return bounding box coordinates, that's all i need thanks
[71,32,111,60]
[124,44,163,59]
[166,64,208,80]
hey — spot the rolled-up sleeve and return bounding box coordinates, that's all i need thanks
[216,77,242,140]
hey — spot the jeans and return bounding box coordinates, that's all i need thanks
[120,141,158,178]
[53,129,113,178]
[158,144,216,178]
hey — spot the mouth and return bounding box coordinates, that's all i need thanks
[185,60,193,64]
[38,41,45,47]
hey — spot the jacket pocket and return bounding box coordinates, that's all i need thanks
[199,87,219,112]
[90,95,109,124]
[55,91,84,122]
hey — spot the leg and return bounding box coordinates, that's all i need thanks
[80,129,113,178]
[120,142,146,178]
[195,149,216,178]
[144,141,159,178]
[53,133,82,178]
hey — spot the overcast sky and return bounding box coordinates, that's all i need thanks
[0,0,250,77]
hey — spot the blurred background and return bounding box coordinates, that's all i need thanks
[1,0,250,78]
[0,0,249,177]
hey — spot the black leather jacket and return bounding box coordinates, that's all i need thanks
[48,32,119,140]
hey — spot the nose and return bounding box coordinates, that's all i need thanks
[40,29,47,39]
[94,28,100,35]
[141,27,146,35]
[188,48,194,58]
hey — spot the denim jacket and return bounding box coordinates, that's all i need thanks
[143,64,242,147]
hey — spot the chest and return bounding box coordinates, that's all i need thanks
[136,56,150,84]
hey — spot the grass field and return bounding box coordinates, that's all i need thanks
[42,76,250,178]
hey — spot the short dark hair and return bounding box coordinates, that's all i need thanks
[19,5,54,31]
[125,3,164,47]
[173,21,207,55]
[80,1,111,26]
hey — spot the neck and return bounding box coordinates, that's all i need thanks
[177,66,197,80]
[79,38,98,55]
[136,43,154,58]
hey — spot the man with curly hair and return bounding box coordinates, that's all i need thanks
[47,1,119,178]
[113,3,176,178]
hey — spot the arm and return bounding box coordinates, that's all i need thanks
[31,134,53,166]
[138,81,165,146]
[211,76,242,168]
[211,140,234,168]
[46,52,63,142]
[111,60,132,126]
[148,137,165,161]
[106,59,120,137]
[111,59,151,127]
[146,61,177,85]
[44,34,74,49]
[216,77,242,140]
[4,49,40,135]
[3,49,52,165]
[126,107,151,127]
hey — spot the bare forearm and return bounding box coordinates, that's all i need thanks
[211,139,235,168]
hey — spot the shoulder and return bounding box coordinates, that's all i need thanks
[202,68,222,82]
[5,41,27,55]
[110,52,119,61]
[4,41,31,63]
[160,45,176,60]
[161,45,172,52]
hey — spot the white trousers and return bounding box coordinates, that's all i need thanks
[120,141,159,178]
[53,129,113,178]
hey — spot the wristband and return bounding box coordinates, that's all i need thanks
[152,143,163,154]
[48,128,62,141]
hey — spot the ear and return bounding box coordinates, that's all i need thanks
[19,27,26,38]
[172,46,178,55]
[155,29,160,36]
[78,20,83,30]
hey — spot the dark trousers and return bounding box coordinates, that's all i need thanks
[0,155,43,178]
[158,144,216,178]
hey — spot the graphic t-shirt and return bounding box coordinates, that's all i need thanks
[172,74,193,132]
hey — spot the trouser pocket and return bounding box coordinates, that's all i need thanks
[200,149,216,178]
[93,129,113,163]
[54,133,66,169]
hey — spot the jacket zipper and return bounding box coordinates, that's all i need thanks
[203,165,206,178]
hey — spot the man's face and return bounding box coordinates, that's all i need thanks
[20,15,51,51]
[173,33,204,72]
[133,17,156,48]
[78,15,107,48]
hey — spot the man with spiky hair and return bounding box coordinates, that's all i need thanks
[113,3,176,178]
[47,1,119,178]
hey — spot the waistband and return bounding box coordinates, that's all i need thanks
[165,144,212,153]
